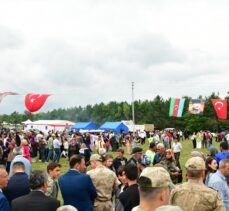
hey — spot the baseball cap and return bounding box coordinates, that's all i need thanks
[139,167,174,189]
[185,157,205,170]
[190,151,206,161]
[90,154,103,162]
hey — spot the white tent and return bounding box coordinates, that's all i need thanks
[24,120,75,133]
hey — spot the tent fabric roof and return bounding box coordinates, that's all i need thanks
[99,121,129,134]
[99,122,123,128]
[72,122,98,130]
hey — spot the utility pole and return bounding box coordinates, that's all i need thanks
[132,82,135,132]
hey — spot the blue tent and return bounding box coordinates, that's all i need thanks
[99,121,129,134]
[71,122,98,131]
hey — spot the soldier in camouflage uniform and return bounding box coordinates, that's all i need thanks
[170,157,225,211]
[87,154,118,211]
[132,167,182,211]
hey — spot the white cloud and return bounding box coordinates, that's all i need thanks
[0,25,23,50]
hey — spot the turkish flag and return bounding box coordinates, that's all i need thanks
[25,93,51,112]
[211,99,227,119]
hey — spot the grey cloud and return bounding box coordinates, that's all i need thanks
[123,35,186,67]
[26,33,187,93]
[148,48,229,85]
[30,39,97,87]
[0,25,23,50]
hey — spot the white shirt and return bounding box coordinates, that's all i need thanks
[63,141,69,150]
[225,134,229,141]
[139,131,146,139]
[53,138,61,149]
[172,142,182,153]
[154,134,160,143]
[191,134,196,140]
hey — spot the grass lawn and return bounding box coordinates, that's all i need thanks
[31,138,221,204]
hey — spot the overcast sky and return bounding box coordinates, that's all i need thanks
[0,0,229,114]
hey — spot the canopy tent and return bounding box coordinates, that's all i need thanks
[99,121,129,134]
[71,122,98,132]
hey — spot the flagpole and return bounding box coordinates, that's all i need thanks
[132,82,135,133]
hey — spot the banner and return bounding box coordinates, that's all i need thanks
[169,98,185,117]
[188,99,205,114]
[211,99,227,119]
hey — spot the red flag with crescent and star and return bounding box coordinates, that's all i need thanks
[25,93,51,113]
[211,99,227,119]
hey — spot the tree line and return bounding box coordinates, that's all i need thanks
[1,92,229,132]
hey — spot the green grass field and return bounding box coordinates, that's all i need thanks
[31,138,221,204]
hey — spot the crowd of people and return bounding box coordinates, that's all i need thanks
[0,127,228,210]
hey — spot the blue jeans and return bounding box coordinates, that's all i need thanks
[207,139,211,148]
[46,149,53,162]
[53,148,61,162]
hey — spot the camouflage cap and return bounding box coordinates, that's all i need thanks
[140,167,174,188]
[185,157,206,170]
[190,151,206,161]
[155,205,183,211]
[90,154,102,162]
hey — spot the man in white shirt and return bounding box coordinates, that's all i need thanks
[172,139,182,167]
[153,131,160,144]
[53,137,61,163]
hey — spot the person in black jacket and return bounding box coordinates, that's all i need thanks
[115,166,128,203]
[68,138,80,159]
[115,163,139,211]
[4,162,30,206]
[110,135,119,152]
[11,170,60,211]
